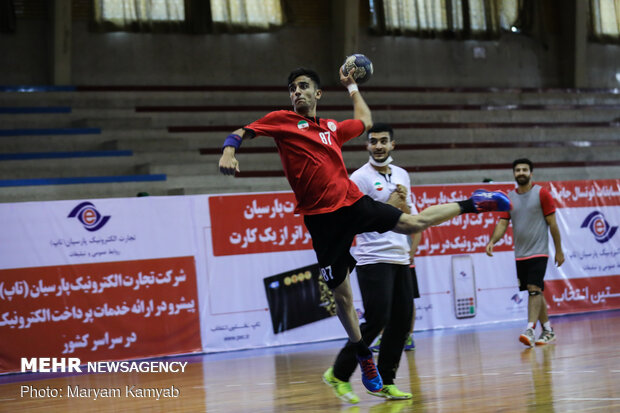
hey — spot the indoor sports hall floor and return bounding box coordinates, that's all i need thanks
[1,309,619,412]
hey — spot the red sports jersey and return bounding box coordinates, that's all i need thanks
[244,110,365,214]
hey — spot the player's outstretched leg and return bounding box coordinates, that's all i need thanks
[392,190,512,236]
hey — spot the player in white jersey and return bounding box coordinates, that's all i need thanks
[485,158,564,347]
[322,123,420,402]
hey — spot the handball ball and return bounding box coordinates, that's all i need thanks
[342,54,373,84]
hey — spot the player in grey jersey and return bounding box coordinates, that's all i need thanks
[486,158,564,346]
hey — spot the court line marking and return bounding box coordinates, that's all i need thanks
[482,373,500,376]
[256,382,274,386]
[225,384,241,387]
[289,381,307,384]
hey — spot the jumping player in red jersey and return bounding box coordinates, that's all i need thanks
[219,66,511,395]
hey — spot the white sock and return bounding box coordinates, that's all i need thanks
[542,321,551,331]
[526,322,534,330]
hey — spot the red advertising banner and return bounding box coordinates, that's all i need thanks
[413,183,515,256]
[209,185,521,257]
[545,275,620,314]
[549,179,620,208]
[0,256,201,373]
[209,193,312,256]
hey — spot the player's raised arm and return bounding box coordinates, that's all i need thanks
[340,67,372,132]
[219,128,249,176]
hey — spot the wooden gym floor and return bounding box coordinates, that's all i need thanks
[1,309,619,412]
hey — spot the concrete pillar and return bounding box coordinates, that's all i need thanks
[331,0,360,83]
[52,0,71,85]
[573,0,587,88]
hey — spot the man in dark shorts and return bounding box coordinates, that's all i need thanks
[486,158,564,347]
[219,66,511,393]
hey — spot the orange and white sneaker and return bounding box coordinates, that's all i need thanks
[519,328,535,347]
[535,329,556,345]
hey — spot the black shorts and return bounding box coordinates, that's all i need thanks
[516,257,548,291]
[410,266,420,299]
[303,195,403,289]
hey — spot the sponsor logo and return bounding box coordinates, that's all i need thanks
[511,293,523,304]
[327,121,337,132]
[374,181,384,191]
[297,120,309,130]
[581,211,617,243]
[68,202,111,232]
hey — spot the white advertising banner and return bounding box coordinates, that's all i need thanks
[2,179,618,372]
[0,197,202,373]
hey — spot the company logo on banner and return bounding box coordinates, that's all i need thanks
[581,211,618,243]
[413,184,514,256]
[209,193,312,256]
[68,202,110,232]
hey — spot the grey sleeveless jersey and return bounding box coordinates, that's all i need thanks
[507,185,549,259]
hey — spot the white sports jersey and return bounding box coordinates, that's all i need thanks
[350,162,418,266]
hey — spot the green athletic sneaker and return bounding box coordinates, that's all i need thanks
[367,384,413,400]
[369,336,381,353]
[404,335,415,351]
[322,367,360,404]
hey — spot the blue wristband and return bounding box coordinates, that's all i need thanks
[223,134,242,151]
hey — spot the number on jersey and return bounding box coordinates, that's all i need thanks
[319,131,332,145]
[320,266,333,281]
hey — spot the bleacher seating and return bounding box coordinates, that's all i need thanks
[0,86,619,203]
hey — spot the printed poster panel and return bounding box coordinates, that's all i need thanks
[0,257,201,373]
[0,197,203,373]
[402,183,527,329]
[543,180,620,313]
[202,191,346,352]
